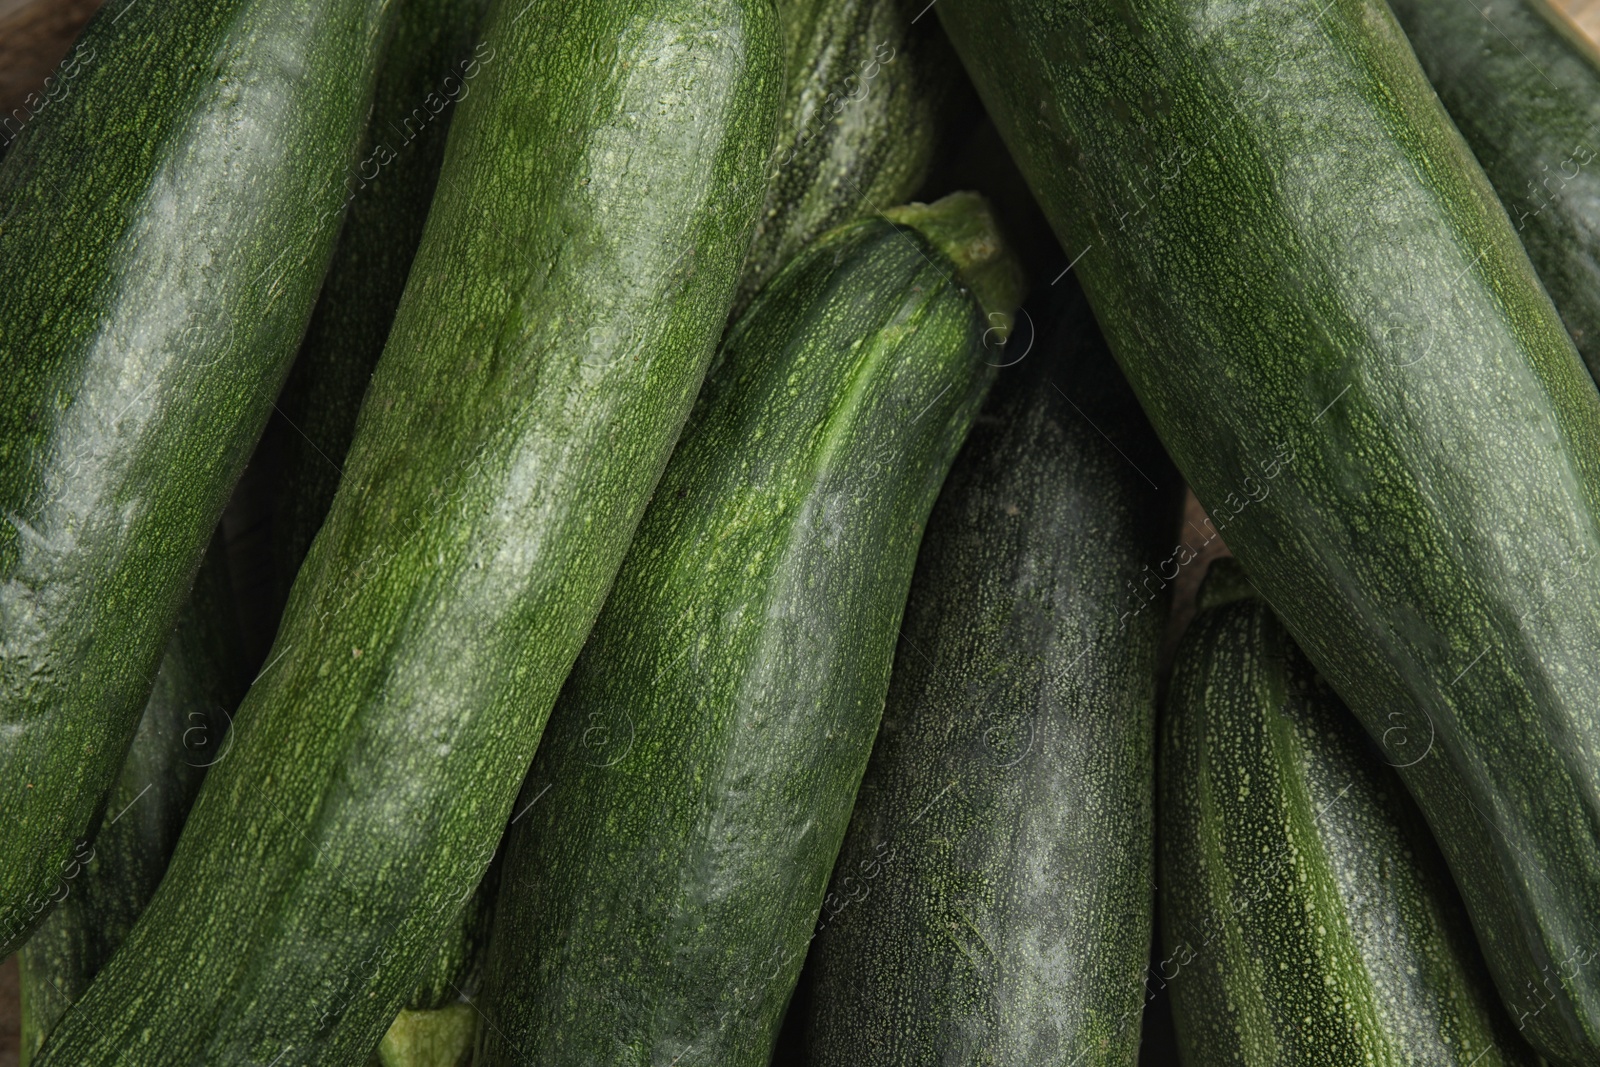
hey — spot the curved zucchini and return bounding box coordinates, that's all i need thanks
[271,0,493,601]
[271,0,499,1045]
[800,288,1178,1065]
[1162,575,1535,1066]
[938,0,1600,1060]
[30,0,782,1060]
[0,0,397,953]
[475,192,1023,1066]
[733,0,955,312]
[17,531,247,1063]
[1388,0,1600,379]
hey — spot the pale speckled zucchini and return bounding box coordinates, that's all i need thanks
[1161,566,1537,1066]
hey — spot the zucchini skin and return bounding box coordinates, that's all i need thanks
[800,290,1178,1065]
[733,0,954,313]
[476,194,1021,1066]
[18,532,247,1063]
[1161,588,1535,1066]
[271,0,493,600]
[30,0,781,1061]
[271,0,498,1031]
[0,0,396,955]
[1389,0,1600,379]
[937,0,1600,1060]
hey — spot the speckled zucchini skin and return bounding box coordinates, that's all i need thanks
[0,0,396,955]
[1389,0,1600,380]
[269,0,497,1030]
[801,289,1178,1065]
[17,532,247,1064]
[938,0,1600,1061]
[271,0,492,600]
[1161,587,1537,1066]
[475,194,1021,1067]
[29,0,781,1060]
[732,0,955,313]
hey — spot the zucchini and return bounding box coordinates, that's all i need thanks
[1389,0,1600,379]
[475,192,1024,1066]
[801,288,1178,1065]
[271,0,493,599]
[272,0,498,1045]
[733,0,955,312]
[938,0,1600,1060]
[0,0,397,954]
[1161,571,1535,1066]
[29,0,782,1059]
[17,531,247,1063]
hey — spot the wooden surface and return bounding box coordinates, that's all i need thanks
[0,0,1593,1059]
[1564,0,1600,41]
[0,0,104,122]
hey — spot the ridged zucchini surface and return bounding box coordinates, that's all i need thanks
[475,192,1023,1066]
[30,0,782,1059]
[734,0,955,312]
[801,288,1178,1065]
[1162,577,1535,1066]
[0,0,397,953]
[938,0,1600,1059]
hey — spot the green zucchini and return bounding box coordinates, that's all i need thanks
[30,0,781,1060]
[938,0,1600,1060]
[801,288,1178,1065]
[1389,0,1600,379]
[17,531,247,1063]
[733,0,955,312]
[271,0,498,1047]
[271,0,493,601]
[0,0,397,953]
[475,192,1024,1066]
[1161,571,1535,1065]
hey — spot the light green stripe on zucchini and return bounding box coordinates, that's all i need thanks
[1162,566,1537,1066]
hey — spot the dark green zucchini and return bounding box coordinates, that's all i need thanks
[271,0,493,602]
[475,192,1024,1066]
[733,0,955,313]
[17,531,247,1064]
[1389,0,1600,378]
[1161,571,1536,1065]
[30,0,782,1060]
[0,0,397,954]
[938,0,1600,1060]
[801,287,1178,1065]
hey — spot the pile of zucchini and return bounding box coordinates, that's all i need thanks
[3,0,1600,1061]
